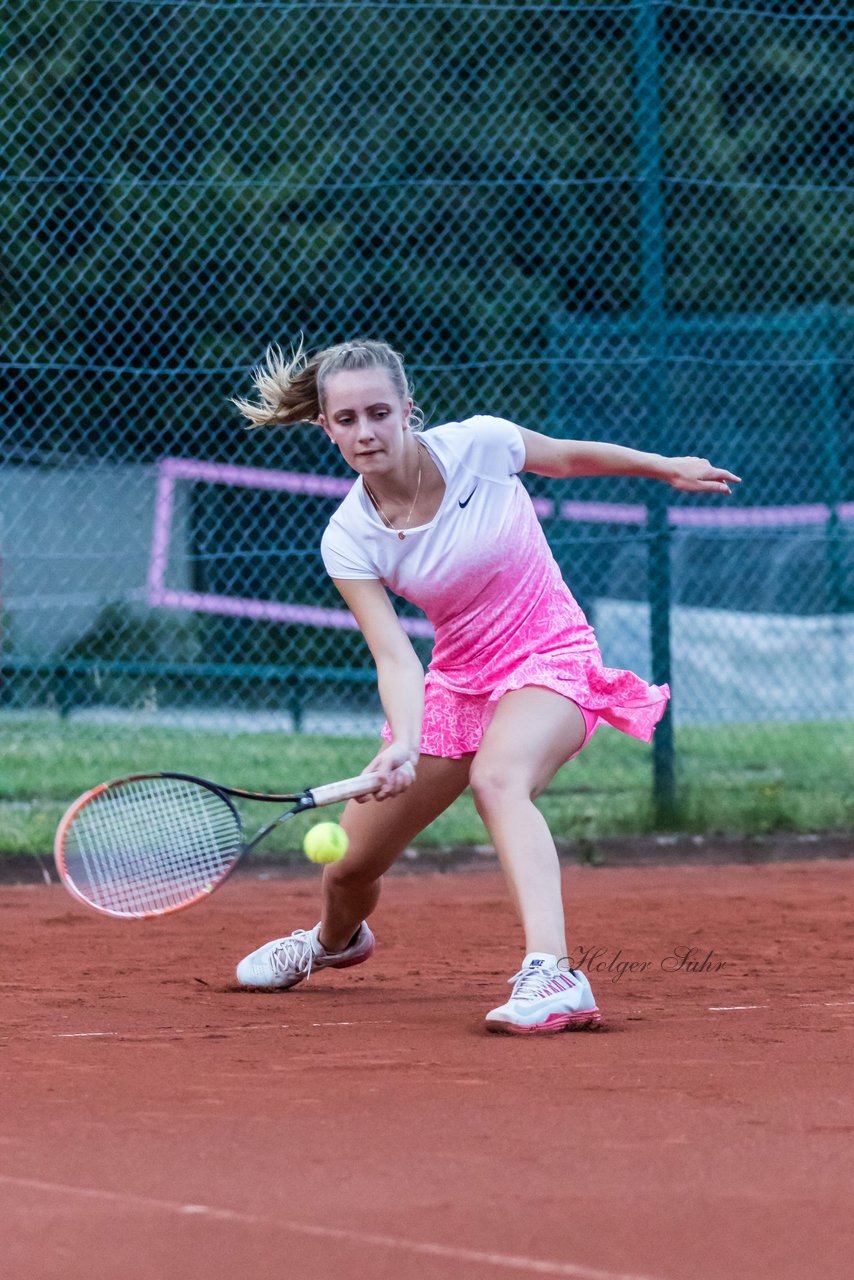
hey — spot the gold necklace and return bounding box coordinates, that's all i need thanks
[363,442,423,540]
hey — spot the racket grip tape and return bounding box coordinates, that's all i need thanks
[307,772,382,807]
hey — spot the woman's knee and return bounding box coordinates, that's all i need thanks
[469,758,530,814]
[323,853,383,895]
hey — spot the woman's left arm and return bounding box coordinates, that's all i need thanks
[518,427,741,495]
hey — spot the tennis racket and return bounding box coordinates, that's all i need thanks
[54,770,380,920]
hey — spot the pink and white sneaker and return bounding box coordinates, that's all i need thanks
[485,953,601,1034]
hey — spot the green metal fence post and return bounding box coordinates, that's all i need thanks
[633,0,676,820]
[816,305,848,712]
[817,306,845,611]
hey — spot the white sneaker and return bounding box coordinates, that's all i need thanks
[235,922,375,990]
[485,952,601,1034]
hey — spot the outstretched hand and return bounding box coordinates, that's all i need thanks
[667,457,741,495]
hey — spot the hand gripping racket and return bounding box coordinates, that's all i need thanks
[54,771,380,920]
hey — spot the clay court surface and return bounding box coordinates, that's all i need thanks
[2,857,853,1280]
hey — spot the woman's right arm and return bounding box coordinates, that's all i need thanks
[332,578,425,798]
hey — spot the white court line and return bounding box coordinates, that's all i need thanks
[0,1173,672,1280]
[40,1020,390,1041]
[709,1000,854,1013]
[56,1032,118,1039]
[708,1005,770,1012]
[0,1020,388,1049]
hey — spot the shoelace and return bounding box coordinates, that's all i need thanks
[507,964,561,1002]
[270,929,315,981]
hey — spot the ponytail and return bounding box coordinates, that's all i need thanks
[233,336,423,431]
[232,337,321,429]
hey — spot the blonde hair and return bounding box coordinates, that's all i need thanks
[233,336,424,431]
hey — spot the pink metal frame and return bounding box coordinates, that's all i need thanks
[147,457,853,632]
[145,457,435,635]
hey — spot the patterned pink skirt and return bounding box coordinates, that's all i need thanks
[383,648,670,762]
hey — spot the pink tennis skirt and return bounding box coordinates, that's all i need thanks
[382,649,671,762]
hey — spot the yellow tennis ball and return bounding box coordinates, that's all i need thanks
[303,822,349,864]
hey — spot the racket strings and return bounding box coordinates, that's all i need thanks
[63,777,242,915]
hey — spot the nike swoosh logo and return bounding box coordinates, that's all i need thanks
[459,486,478,508]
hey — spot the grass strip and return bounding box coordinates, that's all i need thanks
[1,715,851,857]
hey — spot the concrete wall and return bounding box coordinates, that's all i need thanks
[0,465,188,658]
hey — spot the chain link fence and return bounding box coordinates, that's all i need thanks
[2,0,852,827]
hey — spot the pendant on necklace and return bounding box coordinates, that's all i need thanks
[398,531,405,541]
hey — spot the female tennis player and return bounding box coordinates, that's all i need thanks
[232,339,740,1033]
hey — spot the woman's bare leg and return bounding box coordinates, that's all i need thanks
[468,687,587,961]
[319,753,472,951]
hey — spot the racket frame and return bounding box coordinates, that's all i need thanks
[54,770,379,919]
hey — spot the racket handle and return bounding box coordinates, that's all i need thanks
[307,772,382,808]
